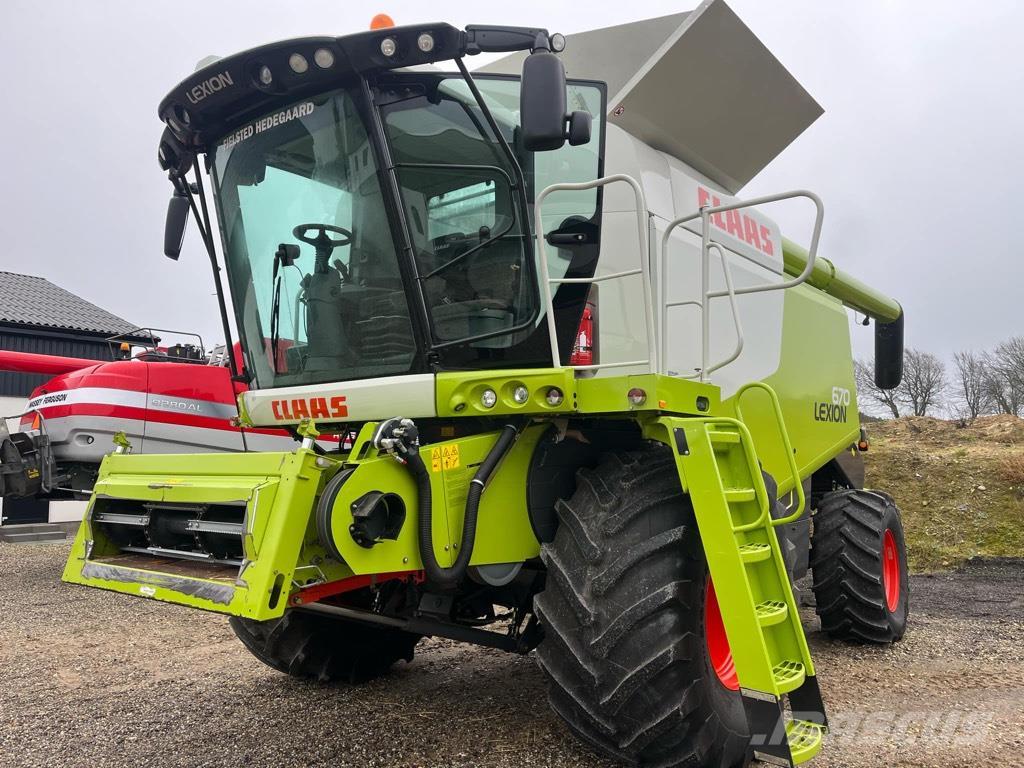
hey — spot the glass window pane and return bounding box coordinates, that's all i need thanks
[212,90,417,388]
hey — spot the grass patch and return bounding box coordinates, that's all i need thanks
[863,415,1024,571]
[997,454,1024,486]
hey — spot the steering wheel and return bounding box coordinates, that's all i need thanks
[292,223,353,252]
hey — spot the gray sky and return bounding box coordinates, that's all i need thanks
[1,0,1021,362]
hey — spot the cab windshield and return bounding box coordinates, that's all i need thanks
[212,75,602,389]
[213,88,418,388]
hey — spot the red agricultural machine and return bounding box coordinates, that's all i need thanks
[0,332,304,501]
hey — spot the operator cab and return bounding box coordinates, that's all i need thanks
[159,23,604,392]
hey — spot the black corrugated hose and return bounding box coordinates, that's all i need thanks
[404,423,519,590]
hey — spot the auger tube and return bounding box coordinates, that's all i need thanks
[782,238,902,323]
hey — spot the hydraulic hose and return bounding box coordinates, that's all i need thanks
[382,420,519,590]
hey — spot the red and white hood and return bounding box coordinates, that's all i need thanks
[22,359,306,461]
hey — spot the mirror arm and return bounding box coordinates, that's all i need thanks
[463,25,552,55]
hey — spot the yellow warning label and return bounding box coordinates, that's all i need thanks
[431,443,460,472]
[442,444,460,470]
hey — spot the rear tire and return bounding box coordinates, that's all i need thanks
[810,489,909,643]
[229,610,420,683]
[535,448,749,768]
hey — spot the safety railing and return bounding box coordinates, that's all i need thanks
[535,178,823,380]
[535,174,657,372]
[734,381,807,527]
[659,190,824,381]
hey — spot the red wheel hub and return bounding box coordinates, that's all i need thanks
[882,528,901,612]
[705,579,739,691]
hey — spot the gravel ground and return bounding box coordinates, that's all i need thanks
[1,541,1022,768]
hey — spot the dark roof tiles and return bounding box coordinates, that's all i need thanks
[0,271,139,336]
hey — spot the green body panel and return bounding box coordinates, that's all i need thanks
[436,369,721,418]
[722,283,861,496]
[62,448,341,620]
[326,425,547,574]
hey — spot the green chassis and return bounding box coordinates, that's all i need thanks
[63,364,858,622]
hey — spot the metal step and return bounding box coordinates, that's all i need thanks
[0,522,65,535]
[739,542,772,563]
[0,528,68,543]
[772,659,807,694]
[707,429,742,451]
[755,599,789,626]
[787,720,826,765]
[723,487,757,503]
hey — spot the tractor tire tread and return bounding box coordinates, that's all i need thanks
[810,488,908,644]
[535,445,749,768]
[229,609,420,684]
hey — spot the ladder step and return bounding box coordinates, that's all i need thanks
[723,488,756,503]
[738,542,772,563]
[772,659,806,694]
[786,719,826,765]
[755,600,789,626]
[707,430,741,450]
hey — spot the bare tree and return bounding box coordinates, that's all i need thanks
[952,350,990,419]
[901,348,947,416]
[984,337,1024,416]
[855,359,902,419]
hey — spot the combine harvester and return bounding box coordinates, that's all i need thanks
[62,2,909,765]
[0,335,307,502]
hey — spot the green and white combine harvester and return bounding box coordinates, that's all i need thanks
[63,2,910,765]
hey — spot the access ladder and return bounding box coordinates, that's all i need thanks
[652,385,827,766]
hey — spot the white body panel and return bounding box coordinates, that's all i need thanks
[595,125,787,396]
[241,373,437,427]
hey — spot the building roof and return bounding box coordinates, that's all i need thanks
[0,271,141,337]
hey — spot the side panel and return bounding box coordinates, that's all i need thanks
[725,285,859,493]
[141,364,244,453]
[240,373,437,427]
[324,426,547,574]
[62,450,332,620]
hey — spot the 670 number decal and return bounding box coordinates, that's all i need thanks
[814,387,851,423]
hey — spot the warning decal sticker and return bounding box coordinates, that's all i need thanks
[430,444,461,472]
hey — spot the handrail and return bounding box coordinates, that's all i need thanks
[703,243,744,376]
[659,190,824,381]
[733,381,806,527]
[721,416,774,534]
[662,243,744,379]
[535,174,656,372]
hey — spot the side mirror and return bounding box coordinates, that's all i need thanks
[567,110,592,147]
[164,191,190,260]
[521,49,569,151]
[874,311,904,389]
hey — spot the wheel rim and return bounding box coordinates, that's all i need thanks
[705,579,739,691]
[882,528,900,612]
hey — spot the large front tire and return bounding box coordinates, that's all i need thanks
[810,489,909,643]
[229,609,420,683]
[535,448,749,768]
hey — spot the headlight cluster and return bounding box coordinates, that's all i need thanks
[466,383,567,412]
[256,45,336,88]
